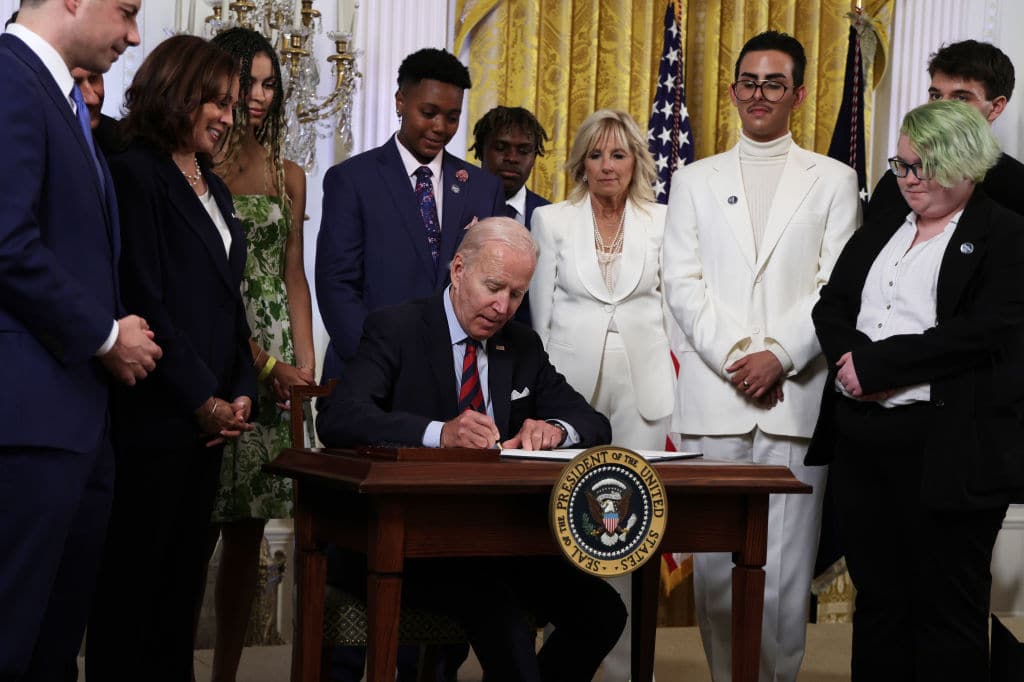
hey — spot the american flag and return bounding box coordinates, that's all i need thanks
[649,0,695,593]
[827,16,870,206]
[647,0,694,204]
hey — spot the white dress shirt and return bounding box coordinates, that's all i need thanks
[849,210,961,406]
[506,184,527,224]
[395,135,444,222]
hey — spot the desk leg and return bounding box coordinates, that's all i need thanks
[292,489,326,682]
[631,558,661,682]
[732,495,769,682]
[366,501,405,682]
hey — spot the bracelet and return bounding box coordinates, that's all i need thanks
[257,355,277,382]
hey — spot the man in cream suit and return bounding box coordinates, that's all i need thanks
[663,31,860,682]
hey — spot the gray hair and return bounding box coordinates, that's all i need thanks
[455,217,539,268]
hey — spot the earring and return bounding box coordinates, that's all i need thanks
[582,174,588,184]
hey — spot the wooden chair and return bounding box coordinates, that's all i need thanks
[288,381,466,681]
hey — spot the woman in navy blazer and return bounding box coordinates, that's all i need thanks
[85,36,257,681]
[807,101,1024,681]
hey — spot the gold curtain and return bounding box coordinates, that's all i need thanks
[455,0,893,203]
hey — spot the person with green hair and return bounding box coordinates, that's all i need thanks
[807,99,1024,681]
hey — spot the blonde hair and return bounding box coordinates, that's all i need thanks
[565,109,657,205]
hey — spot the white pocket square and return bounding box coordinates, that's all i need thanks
[511,387,531,400]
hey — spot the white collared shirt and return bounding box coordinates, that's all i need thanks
[5,24,75,115]
[6,22,120,355]
[850,210,962,406]
[506,185,527,225]
[394,135,444,223]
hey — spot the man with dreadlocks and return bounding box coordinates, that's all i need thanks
[206,26,316,682]
[470,105,550,228]
[470,105,550,325]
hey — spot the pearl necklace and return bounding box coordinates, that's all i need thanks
[179,156,203,187]
[591,204,625,293]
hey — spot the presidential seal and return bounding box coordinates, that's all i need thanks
[550,446,667,577]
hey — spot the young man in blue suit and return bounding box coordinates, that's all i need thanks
[0,1,161,679]
[316,48,505,382]
[315,46,504,681]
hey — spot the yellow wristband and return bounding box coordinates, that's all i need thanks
[257,355,277,382]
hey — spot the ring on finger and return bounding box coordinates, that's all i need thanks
[742,380,751,388]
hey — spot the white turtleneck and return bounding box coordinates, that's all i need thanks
[738,131,792,257]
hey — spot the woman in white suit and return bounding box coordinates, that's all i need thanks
[530,109,674,681]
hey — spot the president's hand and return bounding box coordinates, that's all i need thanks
[100,315,163,385]
[502,418,565,451]
[726,350,783,401]
[440,410,501,449]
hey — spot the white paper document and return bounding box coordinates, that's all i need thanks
[499,448,702,462]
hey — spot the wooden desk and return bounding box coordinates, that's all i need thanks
[266,448,811,682]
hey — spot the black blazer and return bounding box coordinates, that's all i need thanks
[806,189,1024,508]
[109,146,256,448]
[866,152,1024,220]
[316,293,611,448]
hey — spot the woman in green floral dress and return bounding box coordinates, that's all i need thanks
[206,28,316,682]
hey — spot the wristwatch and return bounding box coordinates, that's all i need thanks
[545,419,568,447]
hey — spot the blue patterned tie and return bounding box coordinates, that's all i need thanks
[414,166,441,265]
[71,84,104,190]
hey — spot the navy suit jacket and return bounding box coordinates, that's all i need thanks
[0,33,122,453]
[316,293,611,448]
[108,146,256,449]
[807,189,1024,508]
[315,136,505,380]
[523,187,550,228]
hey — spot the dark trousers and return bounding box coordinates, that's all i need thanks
[330,552,626,682]
[831,399,1007,682]
[86,439,224,682]
[0,437,114,682]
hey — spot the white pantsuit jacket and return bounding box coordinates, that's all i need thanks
[664,143,861,438]
[530,196,675,422]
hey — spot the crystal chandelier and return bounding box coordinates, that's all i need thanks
[203,0,361,172]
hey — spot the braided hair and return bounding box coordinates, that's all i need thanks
[212,27,291,227]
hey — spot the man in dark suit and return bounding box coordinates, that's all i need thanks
[0,1,161,679]
[470,106,550,324]
[70,66,120,154]
[316,48,505,382]
[318,218,624,682]
[866,39,1024,219]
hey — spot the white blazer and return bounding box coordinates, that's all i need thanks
[531,196,674,421]
[663,142,860,438]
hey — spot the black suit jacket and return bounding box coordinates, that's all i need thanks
[109,146,256,448]
[866,152,1024,220]
[807,188,1024,508]
[317,293,611,448]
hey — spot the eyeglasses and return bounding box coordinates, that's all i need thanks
[731,80,789,102]
[887,157,932,181]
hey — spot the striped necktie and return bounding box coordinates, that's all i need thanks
[457,339,484,413]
